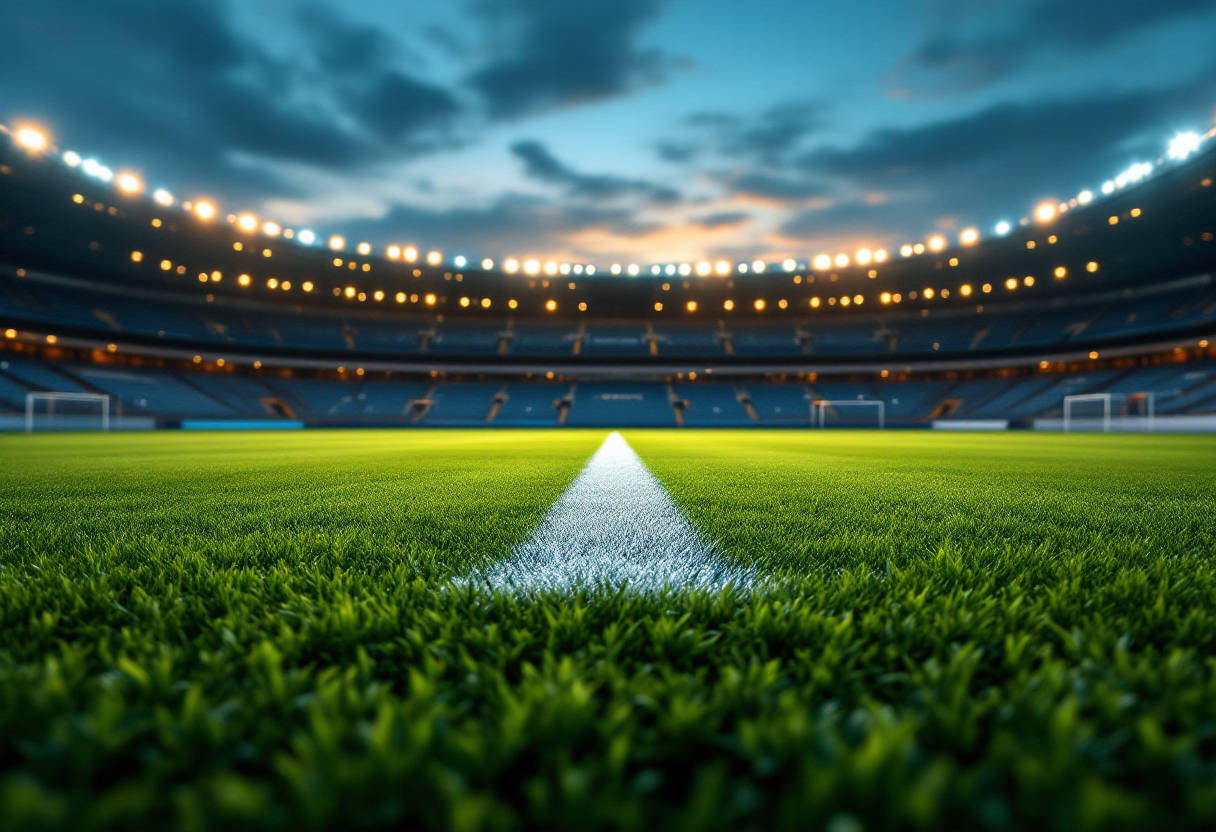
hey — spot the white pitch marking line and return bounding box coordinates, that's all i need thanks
[469,431,755,593]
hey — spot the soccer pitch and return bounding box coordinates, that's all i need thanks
[2,429,1216,831]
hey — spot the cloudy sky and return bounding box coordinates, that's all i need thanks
[3,0,1215,265]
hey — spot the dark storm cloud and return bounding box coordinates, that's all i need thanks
[679,102,823,165]
[471,0,672,118]
[341,194,661,253]
[296,7,460,145]
[901,0,1216,94]
[511,140,680,203]
[0,0,459,201]
[723,172,833,204]
[782,68,1216,240]
[689,211,751,229]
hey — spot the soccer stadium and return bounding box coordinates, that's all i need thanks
[3,2,1216,829]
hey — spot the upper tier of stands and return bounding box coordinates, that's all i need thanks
[2,140,1214,361]
[2,268,1212,365]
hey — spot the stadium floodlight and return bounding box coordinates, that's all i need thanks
[62,150,81,167]
[526,259,541,275]
[782,258,796,272]
[1034,203,1056,222]
[856,248,873,265]
[15,127,47,151]
[959,228,979,246]
[813,254,831,270]
[81,159,113,182]
[678,263,691,276]
[994,221,1011,236]
[153,188,174,206]
[1101,180,1115,195]
[1063,392,1155,433]
[1077,190,1093,205]
[262,222,280,237]
[116,173,142,195]
[812,399,885,429]
[927,235,946,251]
[26,392,111,432]
[874,249,888,263]
[1168,131,1202,161]
[237,213,258,232]
[752,260,766,273]
[899,244,914,257]
[193,200,216,220]
[297,229,316,245]
[454,255,467,268]
[357,242,372,256]
[482,258,494,270]
[612,263,623,275]
[586,265,596,275]
[329,235,346,250]
[628,264,641,276]
[504,258,519,273]
[714,260,731,276]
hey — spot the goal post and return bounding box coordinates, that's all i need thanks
[25,392,111,432]
[1063,392,1154,433]
[812,399,885,429]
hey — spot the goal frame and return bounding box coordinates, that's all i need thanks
[812,399,885,429]
[25,392,111,433]
[1062,392,1154,433]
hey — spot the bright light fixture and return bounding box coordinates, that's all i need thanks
[15,127,47,151]
[62,150,81,167]
[329,235,346,250]
[115,173,142,195]
[297,229,316,245]
[1168,131,1202,161]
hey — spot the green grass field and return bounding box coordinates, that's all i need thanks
[2,429,1216,831]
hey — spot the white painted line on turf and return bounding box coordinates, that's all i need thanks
[468,432,754,593]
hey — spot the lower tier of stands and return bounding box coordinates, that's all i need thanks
[2,355,1214,428]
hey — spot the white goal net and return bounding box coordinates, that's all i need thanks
[812,399,885,429]
[25,392,111,432]
[1063,392,1154,433]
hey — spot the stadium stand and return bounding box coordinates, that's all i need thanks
[1,132,1214,429]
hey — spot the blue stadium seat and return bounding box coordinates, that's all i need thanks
[565,383,676,426]
[675,384,752,425]
[494,383,567,425]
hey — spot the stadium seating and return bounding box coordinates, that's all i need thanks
[565,384,677,426]
[1,138,1214,429]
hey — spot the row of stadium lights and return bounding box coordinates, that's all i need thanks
[6,122,1214,273]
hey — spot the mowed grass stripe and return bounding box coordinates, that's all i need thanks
[625,430,1216,574]
[0,429,605,579]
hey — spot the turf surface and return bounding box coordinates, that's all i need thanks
[2,429,1216,831]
